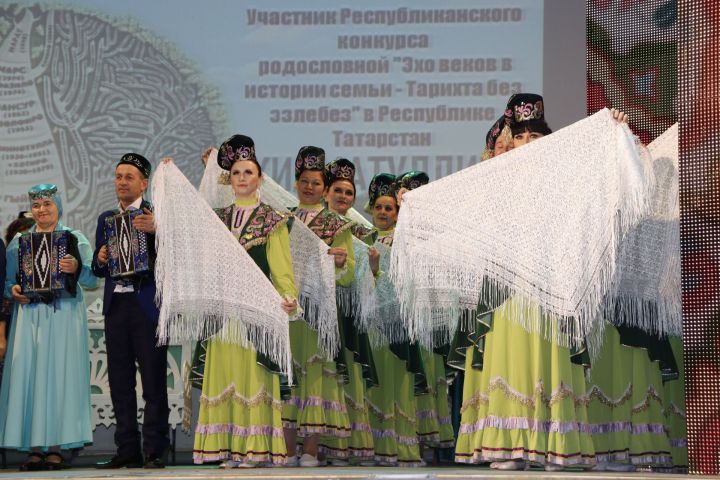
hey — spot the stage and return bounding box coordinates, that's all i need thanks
[0,466,704,480]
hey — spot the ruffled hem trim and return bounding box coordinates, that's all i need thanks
[587,421,667,435]
[366,397,417,424]
[580,383,633,408]
[344,392,368,412]
[317,444,349,459]
[350,421,372,433]
[670,437,687,448]
[192,449,287,464]
[630,452,673,466]
[454,446,596,466]
[348,447,375,458]
[195,423,284,437]
[459,415,594,435]
[461,376,579,413]
[664,402,686,419]
[631,385,664,413]
[371,428,418,445]
[416,409,439,420]
[417,432,440,443]
[595,450,629,463]
[373,453,424,466]
[200,383,282,410]
[297,423,352,438]
[284,395,347,413]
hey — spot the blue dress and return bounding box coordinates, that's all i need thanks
[0,223,97,450]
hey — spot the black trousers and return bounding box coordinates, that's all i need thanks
[104,293,169,457]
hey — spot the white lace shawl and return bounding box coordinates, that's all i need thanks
[339,237,377,333]
[152,162,292,379]
[371,242,408,347]
[390,109,654,350]
[608,123,680,337]
[287,220,340,358]
[196,160,338,358]
[259,172,376,339]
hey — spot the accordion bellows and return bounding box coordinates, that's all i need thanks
[104,210,151,279]
[19,231,78,301]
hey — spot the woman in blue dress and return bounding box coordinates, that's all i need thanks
[0,184,97,470]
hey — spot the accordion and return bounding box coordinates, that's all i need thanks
[104,209,152,280]
[18,231,78,302]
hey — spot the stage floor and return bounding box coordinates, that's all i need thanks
[0,466,705,480]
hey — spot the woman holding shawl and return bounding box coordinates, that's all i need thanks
[584,125,679,472]
[364,173,425,467]
[446,118,513,374]
[395,171,456,453]
[454,94,596,471]
[321,158,377,464]
[282,146,354,467]
[191,135,298,468]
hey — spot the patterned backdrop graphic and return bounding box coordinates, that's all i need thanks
[0,4,226,242]
[589,0,720,475]
[587,0,677,144]
[677,0,720,475]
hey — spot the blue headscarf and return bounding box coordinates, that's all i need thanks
[28,183,63,218]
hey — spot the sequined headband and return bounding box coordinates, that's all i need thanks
[329,164,354,181]
[369,181,395,199]
[506,100,544,123]
[296,154,324,172]
[218,143,257,170]
[28,185,58,201]
[400,178,423,190]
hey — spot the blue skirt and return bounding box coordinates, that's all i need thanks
[0,294,92,450]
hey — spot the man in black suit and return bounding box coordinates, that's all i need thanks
[92,153,169,469]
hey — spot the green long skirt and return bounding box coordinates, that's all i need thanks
[366,345,422,466]
[281,321,351,453]
[322,348,375,459]
[663,337,687,469]
[193,340,287,465]
[455,298,595,466]
[416,349,454,447]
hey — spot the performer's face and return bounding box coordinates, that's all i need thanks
[494,136,509,155]
[325,179,355,215]
[372,196,398,230]
[31,198,59,230]
[296,170,326,205]
[230,160,262,199]
[512,130,544,147]
[115,165,148,205]
[396,187,408,206]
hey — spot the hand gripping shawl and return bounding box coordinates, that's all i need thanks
[390,109,654,350]
[152,162,292,379]
[607,123,680,337]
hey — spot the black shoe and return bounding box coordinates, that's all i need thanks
[19,453,46,472]
[144,455,165,469]
[45,452,70,470]
[96,453,144,469]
